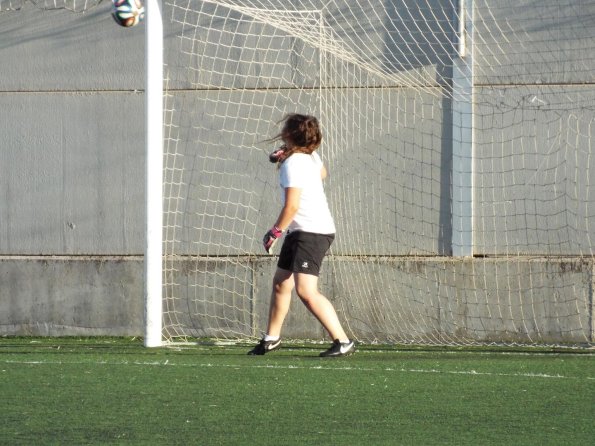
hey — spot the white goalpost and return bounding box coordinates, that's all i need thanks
[144,0,164,347]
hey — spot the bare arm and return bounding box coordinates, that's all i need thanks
[274,187,301,231]
[321,165,327,180]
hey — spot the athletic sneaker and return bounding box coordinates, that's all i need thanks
[247,338,281,355]
[319,340,355,357]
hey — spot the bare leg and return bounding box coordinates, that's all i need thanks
[294,272,348,341]
[265,268,294,337]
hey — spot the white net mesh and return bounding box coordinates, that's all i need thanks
[8,0,592,346]
[161,0,595,347]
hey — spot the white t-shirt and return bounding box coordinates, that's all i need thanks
[279,152,336,234]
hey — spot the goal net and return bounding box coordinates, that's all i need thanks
[6,0,594,347]
[160,0,595,347]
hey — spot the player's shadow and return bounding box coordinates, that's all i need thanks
[379,0,456,255]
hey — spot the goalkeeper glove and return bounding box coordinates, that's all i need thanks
[263,226,283,254]
[269,145,288,163]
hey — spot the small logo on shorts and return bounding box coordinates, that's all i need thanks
[301,262,309,269]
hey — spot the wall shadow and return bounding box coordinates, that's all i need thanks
[381,0,456,255]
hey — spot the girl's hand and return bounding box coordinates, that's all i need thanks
[269,145,288,163]
[263,226,283,254]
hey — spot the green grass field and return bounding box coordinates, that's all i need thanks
[1,338,593,445]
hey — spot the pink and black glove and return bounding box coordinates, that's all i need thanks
[263,226,283,254]
[269,145,288,163]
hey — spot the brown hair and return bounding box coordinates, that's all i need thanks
[270,114,322,161]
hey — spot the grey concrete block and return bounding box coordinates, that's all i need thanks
[0,256,592,345]
[474,86,595,255]
[0,91,145,255]
[331,257,592,344]
[162,257,256,339]
[0,256,143,335]
[474,0,595,85]
[0,4,144,91]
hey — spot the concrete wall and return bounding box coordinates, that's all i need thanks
[1,4,145,255]
[1,1,594,344]
[1,4,148,334]
[2,255,592,344]
[473,0,595,255]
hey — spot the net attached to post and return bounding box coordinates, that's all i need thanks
[7,0,592,347]
[160,0,595,348]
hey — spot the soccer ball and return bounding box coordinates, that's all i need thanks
[111,0,145,28]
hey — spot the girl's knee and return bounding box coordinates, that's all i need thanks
[273,281,290,295]
[273,277,294,296]
[295,286,318,304]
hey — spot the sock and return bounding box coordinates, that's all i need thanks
[338,339,350,344]
[264,334,280,342]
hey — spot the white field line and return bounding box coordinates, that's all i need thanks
[2,359,593,381]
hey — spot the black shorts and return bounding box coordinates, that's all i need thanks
[277,231,335,277]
